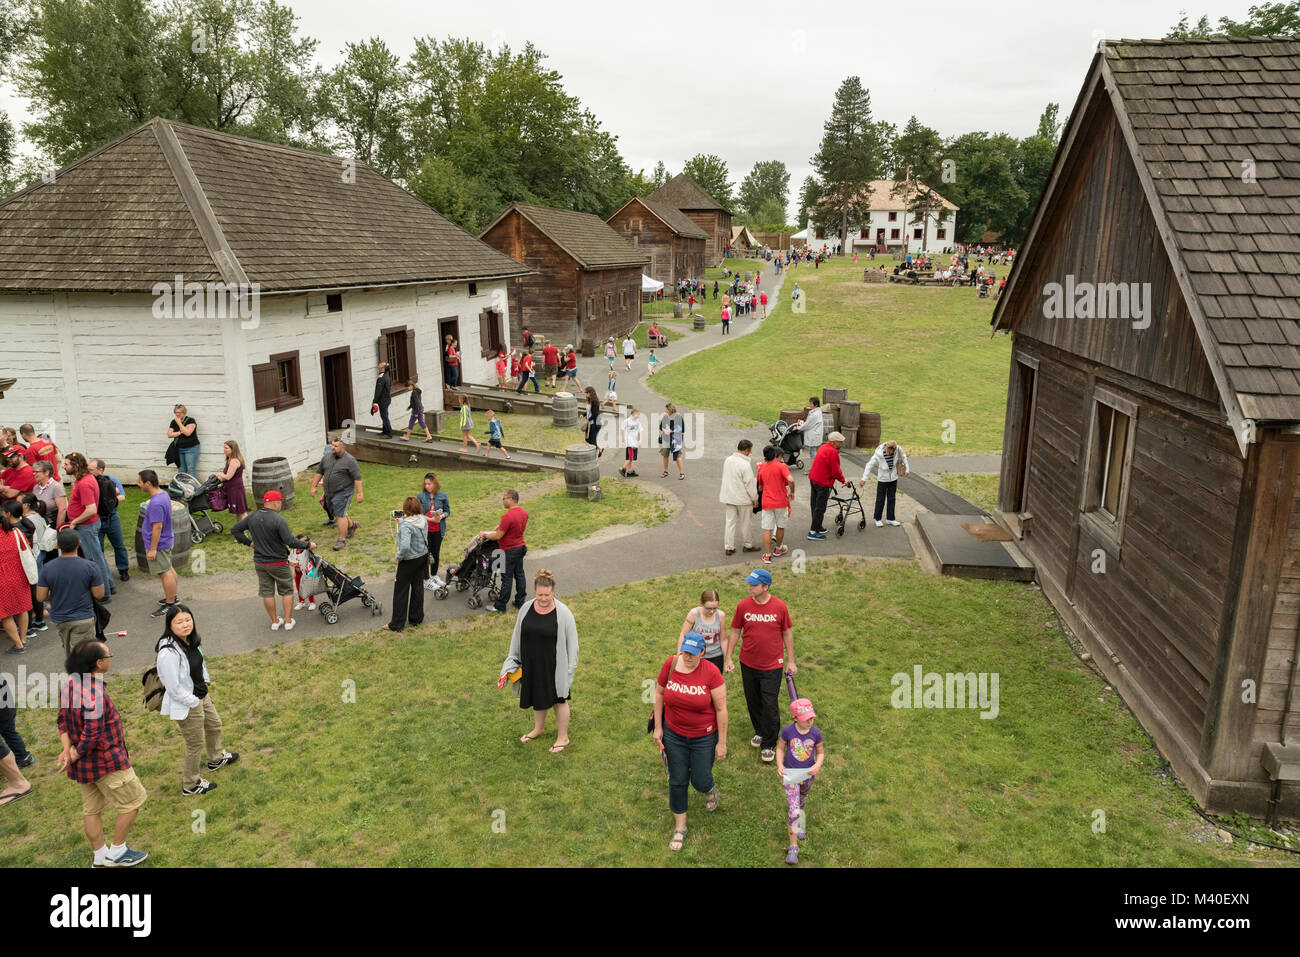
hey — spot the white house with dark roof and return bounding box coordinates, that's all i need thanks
[0,118,530,475]
[807,180,958,252]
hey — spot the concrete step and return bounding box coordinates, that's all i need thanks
[914,512,1036,582]
[350,427,562,473]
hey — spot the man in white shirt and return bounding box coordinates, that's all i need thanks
[794,398,824,464]
[622,336,637,371]
[619,408,643,477]
[718,439,760,556]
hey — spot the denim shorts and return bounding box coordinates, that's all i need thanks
[329,490,353,518]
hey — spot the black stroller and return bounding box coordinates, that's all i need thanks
[301,551,384,625]
[167,472,225,544]
[434,533,502,609]
[769,420,805,470]
[829,482,868,536]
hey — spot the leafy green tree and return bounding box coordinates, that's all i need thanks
[1008,103,1061,243]
[737,160,790,219]
[0,0,26,181]
[943,131,1027,243]
[327,36,409,180]
[1168,2,1300,36]
[680,153,732,208]
[810,76,885,252]
[651,160,669,189]
[241,0,328,147]
[796,175,819,229]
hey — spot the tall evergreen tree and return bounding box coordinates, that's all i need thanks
[796,176,820,229]
[810,76,884,252]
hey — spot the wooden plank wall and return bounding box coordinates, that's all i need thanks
[578,267,642,344]
[682,210,731,266]
[479,211,579,345]
[1254,439,1300,755]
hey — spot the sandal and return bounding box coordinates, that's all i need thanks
[669,826,687,852]
[705,786,719,812]
[0,787,32,807]
[548,741,569,754]
[678,474,686,480]
[520,731,542,743]
[661,471,669,478]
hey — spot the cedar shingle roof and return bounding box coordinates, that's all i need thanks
[617,197,708,240]
[648,174,731,214]
[0,117,530,293]
[1103,37,1300,424]
[481,203,649,270]
[992,37,1300,438]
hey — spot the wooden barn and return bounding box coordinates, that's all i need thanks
[0,118,528,476]
[479,202,648,348]
[647,174,733,267]
[991,37,1300,820]
[606,196,706,288]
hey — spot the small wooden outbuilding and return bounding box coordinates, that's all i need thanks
[480,202,649,347]
[992,38,1300,819]
[606,196,707,288]
[647,174,733,267]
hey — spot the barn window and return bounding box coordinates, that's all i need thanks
[326,293,343,312]
[478,309,505,358]
[888,212,897,222]
[913,228,923,240]
[620,290,627,309]
[936,229,947,240]
[605,293,613,314]
[252,351,304,412]
[378,326,416,390]
[1083,388,1138,548]
[468,282,479,297]
[890,229,900,240]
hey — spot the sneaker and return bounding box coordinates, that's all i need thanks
[118,570,129,582]
[102,847,148,867]
[750,735,762,748]
[423,578,437,591]
[485,606,504,613]
[785,845,799,865]
[149,602,174,618]
[32,620,48,632]
[294,600,306,610]
[332,540,346,551]
[322,519,335,528]
[25,628,36,640]
[283,619,296,631]
[181,779,217,796]
[17,753,34,768]
[270,618,284,631]
[875,520,884,527]
[431,576,444,588]
[761,748,776,763]
[797,810,807,840]
[773,545,789,557]
[742,545,761,553]
[762,553,772,564]
[886,519,901,526]
[807,531,826,541]
[346,522,358,540]
[207,750,239,772]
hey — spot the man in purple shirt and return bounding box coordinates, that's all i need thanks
[138,470,178,619]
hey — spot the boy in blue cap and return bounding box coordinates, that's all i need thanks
[725,568,795,763]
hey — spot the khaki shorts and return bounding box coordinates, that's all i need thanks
[761,508,789,531]
[81,767,147,816]
[543,364,558,377]
[145,547,173,576]
[256,562,294,597]
[56,618,96,655]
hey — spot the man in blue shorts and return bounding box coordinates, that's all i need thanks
[311,438,363,551]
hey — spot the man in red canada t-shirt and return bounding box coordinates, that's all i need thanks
[542,342,561,388]
[480,488,528,613]
[0,446,35,500]
[20,425,59,481]
[725,568,795,762]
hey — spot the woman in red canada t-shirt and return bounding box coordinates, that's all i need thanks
[654,632,727,852]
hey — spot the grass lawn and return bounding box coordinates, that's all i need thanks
[118,463,671,581]
[928,473,1001,513]
[653,257,1013,456]
[5,556,1285,867]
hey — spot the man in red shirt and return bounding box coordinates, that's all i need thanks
[481,488,528,613]
[20,425,59,481]
[807,431,847,541]
[0,446,35,500]
[725,568,795,763]
[542,341,561,389]
[759,291,769,318]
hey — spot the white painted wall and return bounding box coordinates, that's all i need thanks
[809,210,958,252]
[0,277,512,477]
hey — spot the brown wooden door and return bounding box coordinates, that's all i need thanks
[319,347,354,433]
[439,318,460,383]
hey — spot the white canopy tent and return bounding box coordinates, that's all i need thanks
[641,273,664,294]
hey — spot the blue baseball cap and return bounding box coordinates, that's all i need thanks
[744,568,773,586]
[680,632,708,656]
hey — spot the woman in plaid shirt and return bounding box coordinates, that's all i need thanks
[56,639,148,867]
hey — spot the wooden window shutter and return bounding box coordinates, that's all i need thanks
[377,334,390,368]
[479,310,492,358]
[497,311,506,353]
[405,327,417,383]
[252,362,278,410]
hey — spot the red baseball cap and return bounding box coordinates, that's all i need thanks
[263,490,282,503]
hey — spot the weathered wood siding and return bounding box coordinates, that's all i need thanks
[578,268,642,344]
[607,201,705,286]
[683,209,732,267]
[479,212,579,345]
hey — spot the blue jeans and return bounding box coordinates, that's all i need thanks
[77,521,115,595]
[446,364,460,387]
[663,726,717,814]
[493,544,527,612]
[178,444,201,478]
[98,510,128,574]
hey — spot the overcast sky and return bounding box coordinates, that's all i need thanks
[1,0,1259,214]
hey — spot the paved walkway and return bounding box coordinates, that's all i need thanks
[17,256,982,678]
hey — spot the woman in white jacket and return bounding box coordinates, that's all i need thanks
[794,398,824,463]
[155,604,238,796]
[861,440,910,527]
[498,569,578,754]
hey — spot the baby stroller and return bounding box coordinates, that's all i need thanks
[434,533,502,609]
[167,472,225,543]
[769,420,805,470]
[829,481,867,536]
[301,551,384,625]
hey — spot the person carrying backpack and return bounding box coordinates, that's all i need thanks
[91,459,129,583]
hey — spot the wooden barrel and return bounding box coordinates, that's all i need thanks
[779,409,804,428]
[692,316,706,331]
[839,399,861,430]
[822,388,848,405]
[135,500,192,572]
[564,444,600,499]
[859,412,882,449]
[580,338,595,357]
[823,405,838,434]
[252,457,295,511]
[841,426,860,448]
[553,392,579,428]
[672,302,684,318]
